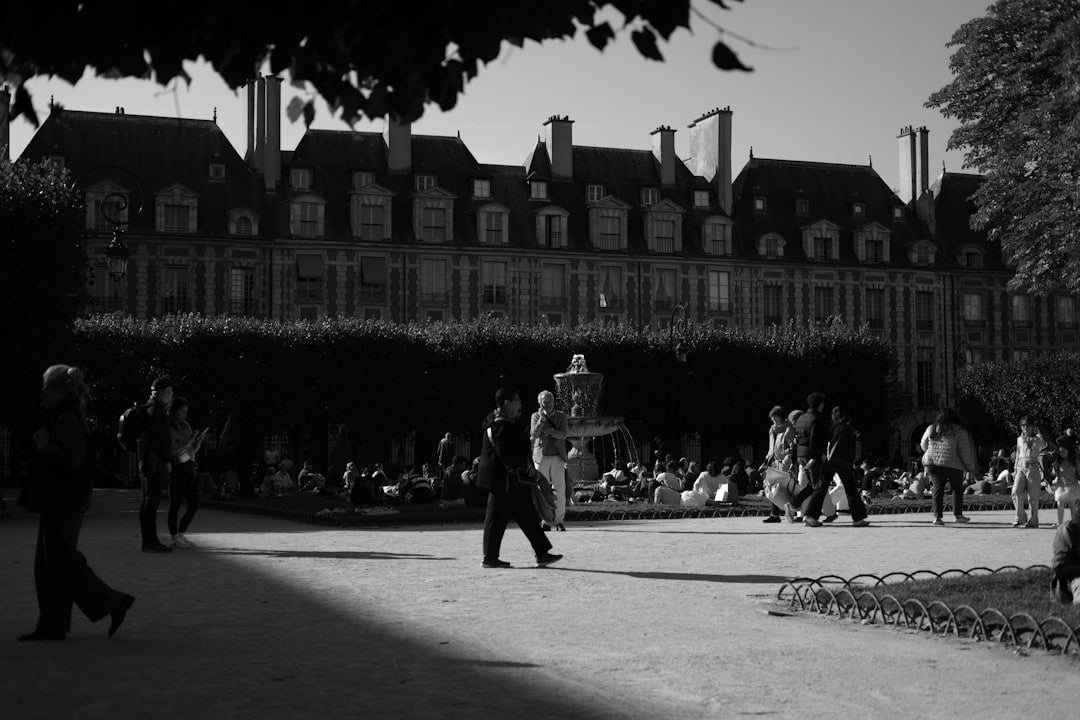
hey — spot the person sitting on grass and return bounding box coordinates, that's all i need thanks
[439,456,469,508]
[1052,513,1080,604]
[298,460,327,492]
[681,461,724,507]
[601,460,633,501]
[653,462,685,505]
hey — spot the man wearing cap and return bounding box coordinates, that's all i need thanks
[139,376,174,552]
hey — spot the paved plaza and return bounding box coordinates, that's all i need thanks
[1,488,1077,719]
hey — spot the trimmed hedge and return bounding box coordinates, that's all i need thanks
[71,314,896,466]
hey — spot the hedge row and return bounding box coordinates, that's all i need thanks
[67,314,896,466]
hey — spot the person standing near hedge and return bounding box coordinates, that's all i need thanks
[139,376,174,553]
[167,396,205,549]
[19,364,135,641]
[920,407,978,526]
[1012,415,1048,528]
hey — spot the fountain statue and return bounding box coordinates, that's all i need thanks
[553,354,637,488]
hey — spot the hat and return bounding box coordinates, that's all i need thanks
[151,376,173,391]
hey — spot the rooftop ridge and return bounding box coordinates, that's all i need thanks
[750,157,877,173]
[54,109,218,128]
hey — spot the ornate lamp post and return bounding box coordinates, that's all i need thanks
[670,303,689,363]
[71,166,143,280]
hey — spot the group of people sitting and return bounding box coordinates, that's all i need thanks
[592,455,755,507]
[291,456,491,509]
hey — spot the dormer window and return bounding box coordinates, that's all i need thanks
[965,251,984,268]
[352,171,374,190]
[209,163,226,182]
[795,198,809,216]
[892,205,904,220]
[765,236,779,259]
[641,187,659,206]
[753,196,767,212]
[812,237,830,261]
[917,245,930,265]
[852,202,865,218]
[530,181,548,200]
[290,168,312,190]
[864,239,883,262]
[587,184,605,202]
[416,174,436,191]
[693,190,710,208]
[472,179,491,199]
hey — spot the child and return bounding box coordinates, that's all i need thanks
[1051,444,1080,528]
[1012,416,1048,528]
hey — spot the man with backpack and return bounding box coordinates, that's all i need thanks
[138,376,174,553]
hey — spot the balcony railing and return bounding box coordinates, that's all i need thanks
[358,286,387,304]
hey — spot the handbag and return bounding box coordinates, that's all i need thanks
[487,426,537,488]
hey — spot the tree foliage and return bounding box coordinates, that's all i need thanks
[0,157,87,426]
[927,0,1080,294]
[0,1,749,130]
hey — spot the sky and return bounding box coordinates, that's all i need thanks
[6,0,992,194]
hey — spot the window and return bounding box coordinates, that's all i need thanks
[482,211,503,245]
[587,184,605,202]
[161,204,189,233]
[425,309,444,322]
[866,289,885,329]
[421,259,447,305]
[916,244,930,265]
[813,237,830,261]
[421,207,447,243]
[1059,296,1077,324]
[359,256,387,304]
[599,266,623,309]
[864,239,883,263]
[209,163,225,181]
[235,216,253,237]
[796,198,809,216]
[965,251,984,268]
[852,202,865,218]
[353,171,374,190]
[654,268,677,309]
[472,179,491,198]
[229,267,257,315]
[764,285,781,325]
[530,181,548,200]
[541,264,566,308]
[160,266,190,315]
[813,286,834,321]
[962,292,983,322]
[916,347,935,407]
[296,254,324,303]
[892,206,904,220]
[482,261,507,305]
[93,196,127,232]
[1012,348,1031,362]
[416,174,436,191]
[641,187,659,206]
[87,265,125,312]
[693,190,710,208]
[962,347,985,366]
[357,205,384,241]
[703,223,729,255]
[1012,295,1031,324]
[915,291,933,330]
[653,219,675,253]
[753,196,767,212]
[544,312,563,325]
[543,215,561,248]
[597,216,621,250]
[708,270,730,312]
[290,168,312,189]
[297,202,320,238]
[764,236,780,259]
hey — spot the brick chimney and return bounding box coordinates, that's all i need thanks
[650,125,676,187]
[687,106,733,214]
[385,115,412,173]
[897,125,929,204]
[0,86,9,161]
[543,115,574,180]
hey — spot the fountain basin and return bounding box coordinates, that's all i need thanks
[565,415,625,439]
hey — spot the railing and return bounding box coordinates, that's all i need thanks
[357,286,387,304]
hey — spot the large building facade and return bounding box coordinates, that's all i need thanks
[17,78,1079,457]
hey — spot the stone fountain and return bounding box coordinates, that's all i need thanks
[554,354,636,487]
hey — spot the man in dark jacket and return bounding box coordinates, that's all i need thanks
[138,376,174,552]
[477,383,561,569]
[1052,515,1080,604]
[792,392,830,526]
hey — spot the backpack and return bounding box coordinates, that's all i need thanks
[117,403,149,452]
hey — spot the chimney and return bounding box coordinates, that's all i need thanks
[687,106,733,214]
[254,78,266,175]
[543,115,574,180]
[385,115,412,173]
[245,80,256,165]
[650,125,676,187]
[915,126,930,199]
[264,75,282,191]
[0,86,10,161]
[897,126,916,204]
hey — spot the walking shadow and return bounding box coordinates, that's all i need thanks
[554,567,790,584]
[203,548,451,560]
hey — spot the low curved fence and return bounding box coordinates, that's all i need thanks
[776,565,1080,657]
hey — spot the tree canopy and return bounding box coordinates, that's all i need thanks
[0,1,749,130]
[927,0,1080,294]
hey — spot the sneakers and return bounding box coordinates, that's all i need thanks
[953,515,971,524]
[823,515,837,523]
[1012,519,1027,527]
[555,523,566,531]
[931,518,945,526]
[803,517,822,527]
[481,558,511,569]
[785,506,798,524]
[852,519,871,527]
[1025,521,1039,529]
[762,515,781,523]
[536,553,563,567]
[540,523,551,532]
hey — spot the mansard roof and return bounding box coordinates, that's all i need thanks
[732,157,927,264]
[20,108,268,237]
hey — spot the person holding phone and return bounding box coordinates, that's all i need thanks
[167,396,206,548]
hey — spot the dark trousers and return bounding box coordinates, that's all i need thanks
[926,465,965,519]
[167,461,199,536]
[483,485,552,561]
[140,468,166,545]
[33,508,121,634]
[827,465,867,522]
[791,461,819,511]
[802,462,832,520]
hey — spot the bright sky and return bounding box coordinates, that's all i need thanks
[7,0,991,193]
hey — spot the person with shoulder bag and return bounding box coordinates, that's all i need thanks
[920,407,979,526]
[19,365,135,641]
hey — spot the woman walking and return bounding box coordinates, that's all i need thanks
[920,407,979,526]
[19,364,134,641]
[168,396,205,548]
[826,406,871,527]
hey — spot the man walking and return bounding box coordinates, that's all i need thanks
[139,376,174,552]
[530,390,570,531]
[791,391,830,527]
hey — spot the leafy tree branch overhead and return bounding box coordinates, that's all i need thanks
[926,0,1080,295]
[0,0,750,129]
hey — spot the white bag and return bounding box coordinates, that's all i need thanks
[714,483,730,502]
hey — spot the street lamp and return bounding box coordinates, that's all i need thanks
[670,303,689,363]
[104,212,131,280]
[71,166,143,280]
